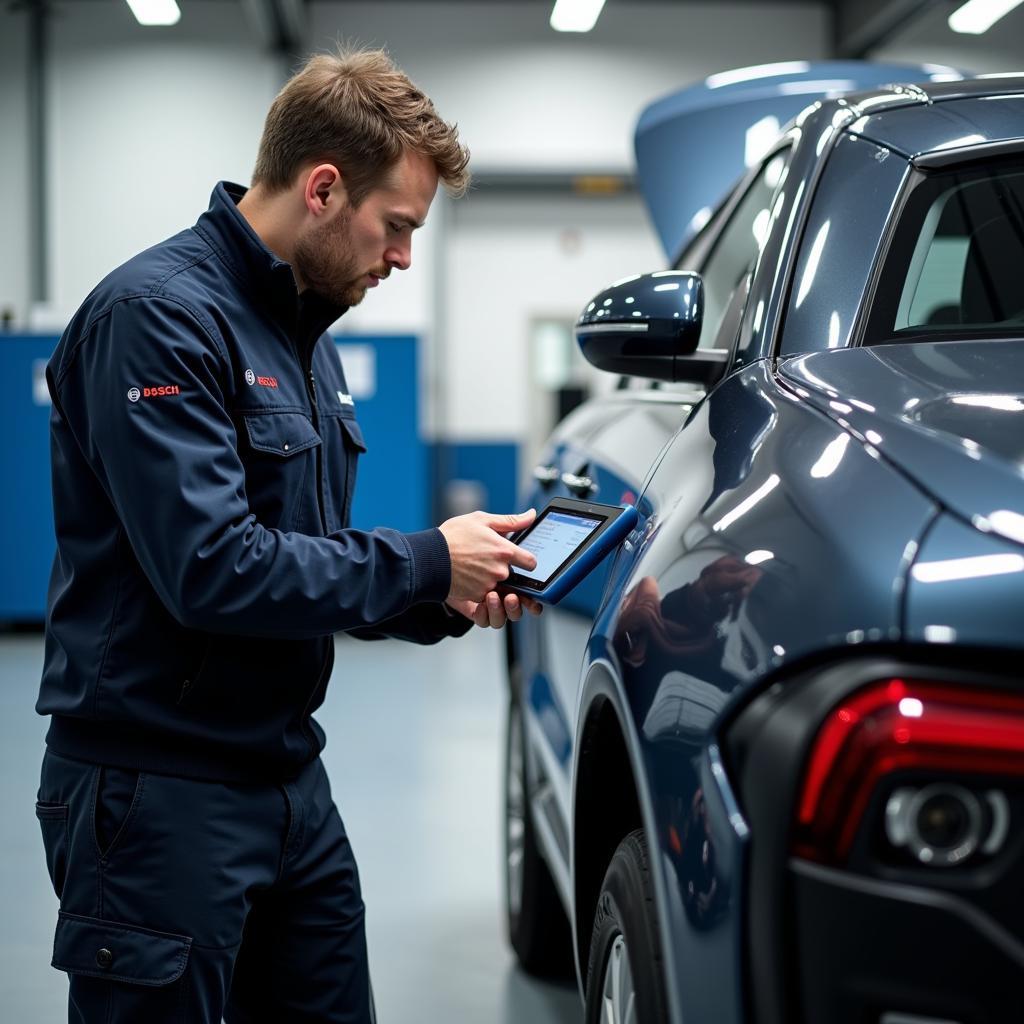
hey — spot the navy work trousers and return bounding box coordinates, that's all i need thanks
[35,749,374,1023]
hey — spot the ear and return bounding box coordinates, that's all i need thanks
[302,163,348,217]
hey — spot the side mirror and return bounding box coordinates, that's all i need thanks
[574,271,727,385]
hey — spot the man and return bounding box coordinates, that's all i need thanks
[35,48,539,1023]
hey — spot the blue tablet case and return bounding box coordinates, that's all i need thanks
[511,504,638,605]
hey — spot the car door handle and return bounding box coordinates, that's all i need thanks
[561,472,596,496]
[533,464,560,486]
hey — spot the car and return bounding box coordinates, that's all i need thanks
[502,69,1024,1024]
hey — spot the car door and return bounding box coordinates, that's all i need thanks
[519,389,698,849]
[514,146,795,879]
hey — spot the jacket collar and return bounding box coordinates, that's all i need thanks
[193,182,348,346]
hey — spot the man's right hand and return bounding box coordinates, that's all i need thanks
[439,509,538,602]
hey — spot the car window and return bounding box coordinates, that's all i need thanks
[652,149,790,395]
[864,160,1024,344]
[698,150,790,353]
[780,134,908,357]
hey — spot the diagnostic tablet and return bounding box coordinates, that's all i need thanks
[504,498,639,605]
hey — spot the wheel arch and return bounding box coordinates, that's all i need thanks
[572,659,681,1021]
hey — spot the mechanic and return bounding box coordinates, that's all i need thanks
[34,47,540,1024]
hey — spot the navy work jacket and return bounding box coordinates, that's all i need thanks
[37,182,469,782]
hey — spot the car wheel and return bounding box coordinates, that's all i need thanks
[584,829,667,1024]
[504,686,574,977]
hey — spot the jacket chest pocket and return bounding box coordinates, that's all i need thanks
[321,411,368,533]
[241,410,322,532]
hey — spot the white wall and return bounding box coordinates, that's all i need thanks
[0,8,30,327]
[46,0,281,318]
[445,191,660,442]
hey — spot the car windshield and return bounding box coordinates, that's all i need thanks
[865,158,1024,345]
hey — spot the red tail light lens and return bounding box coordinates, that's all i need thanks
[793,678,1024,864]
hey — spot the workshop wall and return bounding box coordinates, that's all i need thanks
[0,13,30,329]
[45,0,279,322]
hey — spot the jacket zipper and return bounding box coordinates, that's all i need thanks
[301,352,329,757]
[304,361,328,535]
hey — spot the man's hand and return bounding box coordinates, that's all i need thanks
[438,509,539,603]
[447,590,544,629]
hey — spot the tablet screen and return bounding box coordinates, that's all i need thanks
[516,510,604,584]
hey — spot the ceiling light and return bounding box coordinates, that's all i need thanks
[125,0,181,26]
[550,0,606,33]
[948,0,1024,34]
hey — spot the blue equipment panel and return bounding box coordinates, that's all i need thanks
[0,335,59,621]
[334,335,428,535]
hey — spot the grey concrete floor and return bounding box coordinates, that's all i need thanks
[0,628,582,1023]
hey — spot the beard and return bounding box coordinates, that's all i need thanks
[293,207,381,307]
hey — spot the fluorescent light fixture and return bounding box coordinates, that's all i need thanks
[125,0,181,25]
[745,549,774,565]
[948,0,1024,34]
[550,0,606,32]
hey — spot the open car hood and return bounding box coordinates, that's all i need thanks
[635,60,964,262]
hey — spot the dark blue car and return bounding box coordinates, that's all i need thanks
[504,72,1024,1024]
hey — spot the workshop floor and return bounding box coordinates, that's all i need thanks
[0,628,582,1023]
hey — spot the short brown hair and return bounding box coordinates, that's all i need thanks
[252,47,470,203]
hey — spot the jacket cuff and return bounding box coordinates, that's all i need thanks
[439,602,475,637]
[404,528,452,605]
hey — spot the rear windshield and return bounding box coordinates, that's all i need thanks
[863,160,1024,345]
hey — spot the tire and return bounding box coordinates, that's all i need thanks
[584,829,668,1024]
[504,686,574,978]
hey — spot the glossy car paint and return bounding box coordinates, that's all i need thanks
[780,341,1024,541]
[511,76,1024,1023]
[906,512,1024,646]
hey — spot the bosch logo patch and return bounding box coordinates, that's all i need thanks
[245,369,279,388]
[128,385,181,401]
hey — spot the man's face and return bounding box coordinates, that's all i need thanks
[294,150,439,307]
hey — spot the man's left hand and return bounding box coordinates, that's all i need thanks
[447,591,543,629]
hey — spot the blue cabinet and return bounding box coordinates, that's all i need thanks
[0,335,58,621]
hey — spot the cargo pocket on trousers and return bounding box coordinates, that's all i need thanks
[52,911,192,986]
[35,801,69,900]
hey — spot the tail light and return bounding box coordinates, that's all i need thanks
[793,678,1024,865]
